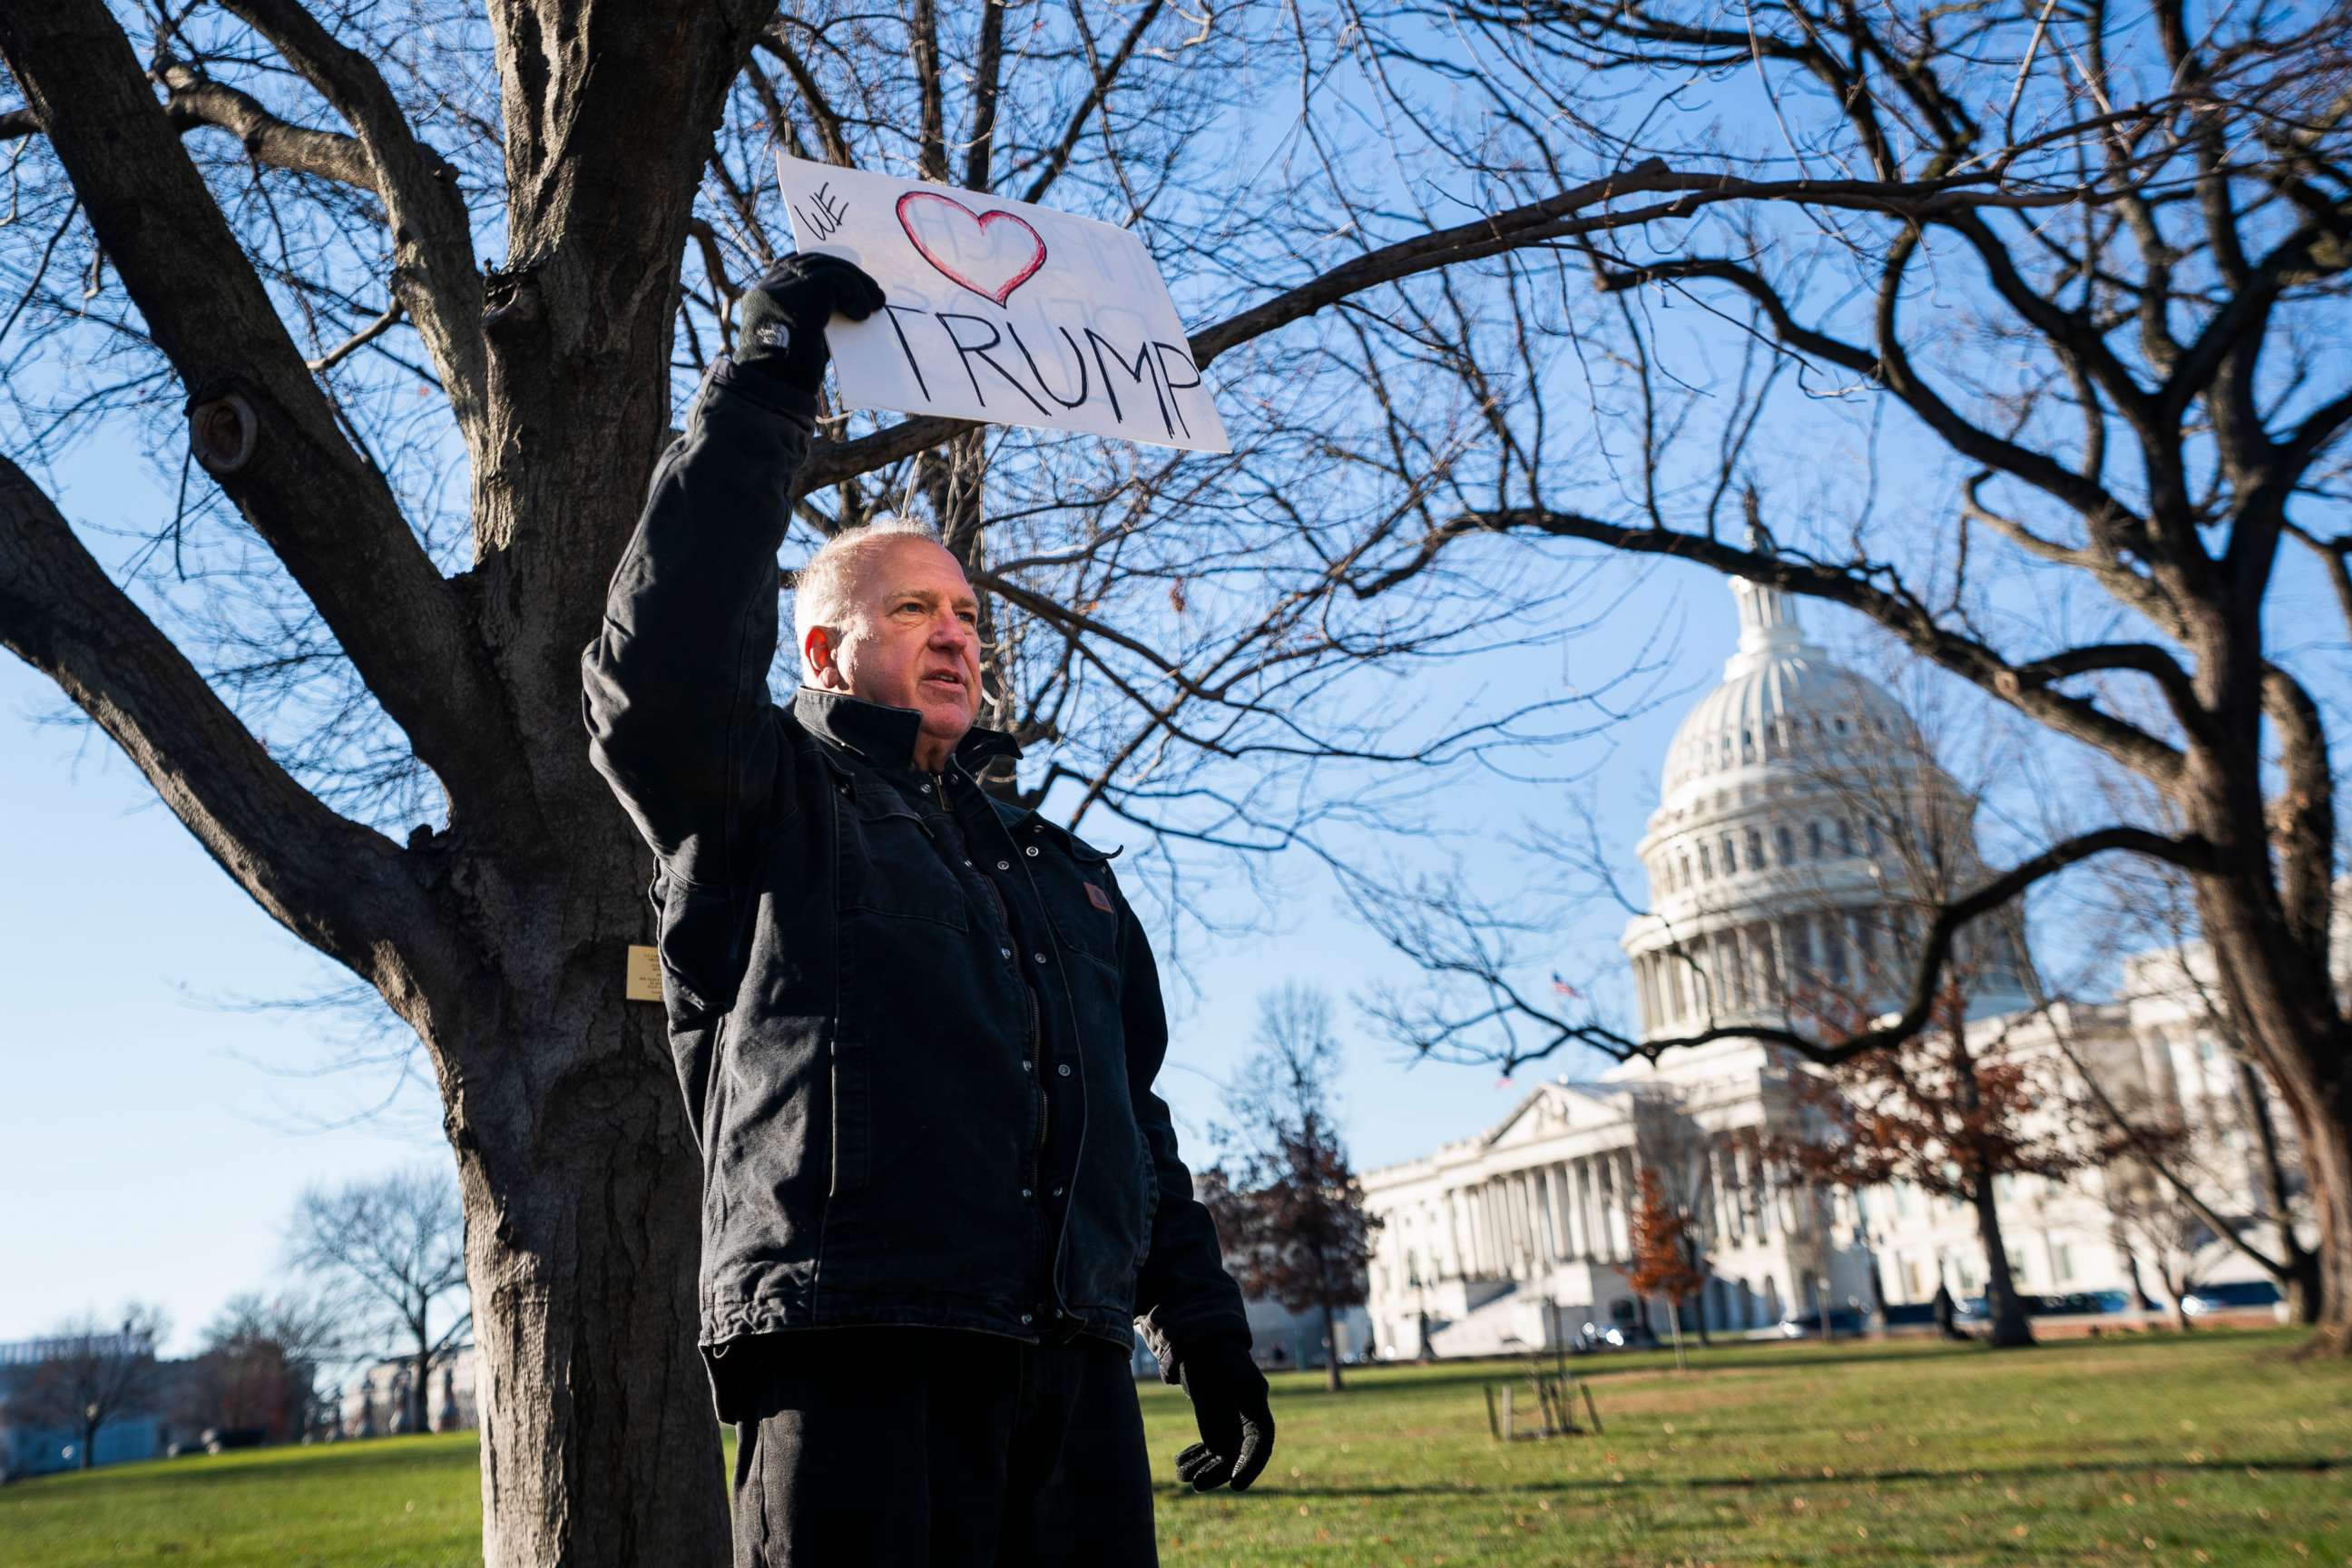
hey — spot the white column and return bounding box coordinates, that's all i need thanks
[1494,1180,1514,1274]
[1524,1172,1544,1266]
[1609,1155,1634,1257]
[1523,1176,1539,1266]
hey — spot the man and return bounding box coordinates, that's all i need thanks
[583,253,1272,1566]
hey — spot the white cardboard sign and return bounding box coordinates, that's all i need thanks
[774,155,1230,454]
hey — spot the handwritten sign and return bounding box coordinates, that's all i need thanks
[774,155,1230,454]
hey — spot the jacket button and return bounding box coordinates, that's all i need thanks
[1025,846,1039,858]
[1021,1060,1033,1073]
[1034,952,1048,965]
[1052,1185,1064,1198]
[1020,1187,1033,1200]
[1019,1312,1034,1326]
[1056,1063,1073,1077]
[996,860,1011,871]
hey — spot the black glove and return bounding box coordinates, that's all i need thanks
[1172,1336,1274,1492]
[733,252,886,397]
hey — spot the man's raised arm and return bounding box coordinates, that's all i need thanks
[580,257,884,871]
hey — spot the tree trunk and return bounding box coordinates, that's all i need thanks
[413,1297,433,1436]
[1666,1298,1686,1371]
[449,1008,726,1566]
[2197,958,2348,1350]
[1969,1180,2035,1349]
[1320,1296,1342,1392]
[2236,1053,2326,1328]
[427,831,730,1568]
[78,1419,95,1470]
[2285,1101,2352,1357]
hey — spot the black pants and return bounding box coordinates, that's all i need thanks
[728,1328,1159,1567]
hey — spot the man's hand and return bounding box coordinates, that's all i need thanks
[1172,1337,1274,1492]
[734,253,886,397]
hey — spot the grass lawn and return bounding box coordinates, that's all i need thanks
[4,1328,2345,1566]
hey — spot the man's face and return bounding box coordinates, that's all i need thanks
[809,536,983,754]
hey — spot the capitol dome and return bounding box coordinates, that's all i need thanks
[1620,576,2030,1044]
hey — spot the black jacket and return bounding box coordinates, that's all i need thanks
[581,361,1246,1416]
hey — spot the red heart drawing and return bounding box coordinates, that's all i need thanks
[895,191,1048,307]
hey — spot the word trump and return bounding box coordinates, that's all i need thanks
[876,302,1211,448]
[776,154,1230,454]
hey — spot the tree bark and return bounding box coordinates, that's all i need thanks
[1970,1178,2035,1349]
[431,833,730,1567]
[2236,1055,2323,1325]
[2185,761,2348,1354]
[1320,1294,1341,1393]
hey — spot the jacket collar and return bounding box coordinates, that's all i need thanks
[792,686,1023,771]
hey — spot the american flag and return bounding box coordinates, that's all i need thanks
[1550,972,1581,999]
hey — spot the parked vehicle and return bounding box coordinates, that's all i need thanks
[1771,1308,1867,1339]
[1955,1290,2132,1319]
[1578,1321,1661,1351]
[2181,1280,2283,1317]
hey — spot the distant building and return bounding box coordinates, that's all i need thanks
[0,1333,190,1481]
[1360,574,2317,1358]
[334,1346,478,1437]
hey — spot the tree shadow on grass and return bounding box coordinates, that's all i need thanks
[1293,1343,1977,1396]
[1291,1332,2300,1397]
[1161,1454,2341,1504]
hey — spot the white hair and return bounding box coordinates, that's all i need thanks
[790,516,947,678]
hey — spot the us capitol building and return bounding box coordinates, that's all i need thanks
[1359,573,2306,1356]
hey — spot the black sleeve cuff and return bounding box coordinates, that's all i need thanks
[705,355,819,426]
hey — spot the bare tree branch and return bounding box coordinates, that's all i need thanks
[0,455,444,997]
[0,0,533,844]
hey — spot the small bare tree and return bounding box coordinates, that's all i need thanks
[182,1290,345,1445]
[13,1305,169,1469]
[289,1165,468,1437]
[1202,985,1381,1393]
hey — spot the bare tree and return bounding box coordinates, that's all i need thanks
[1317,0,2352,1355]
[182,1289,344,1444]
[2100,1148,2213,1333]
[2061,831,2320,1314]
[12,1305,168,1469]
[1202,985,1381,1392]
[0,5,1730,1555]
[289,1165,468,1438]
